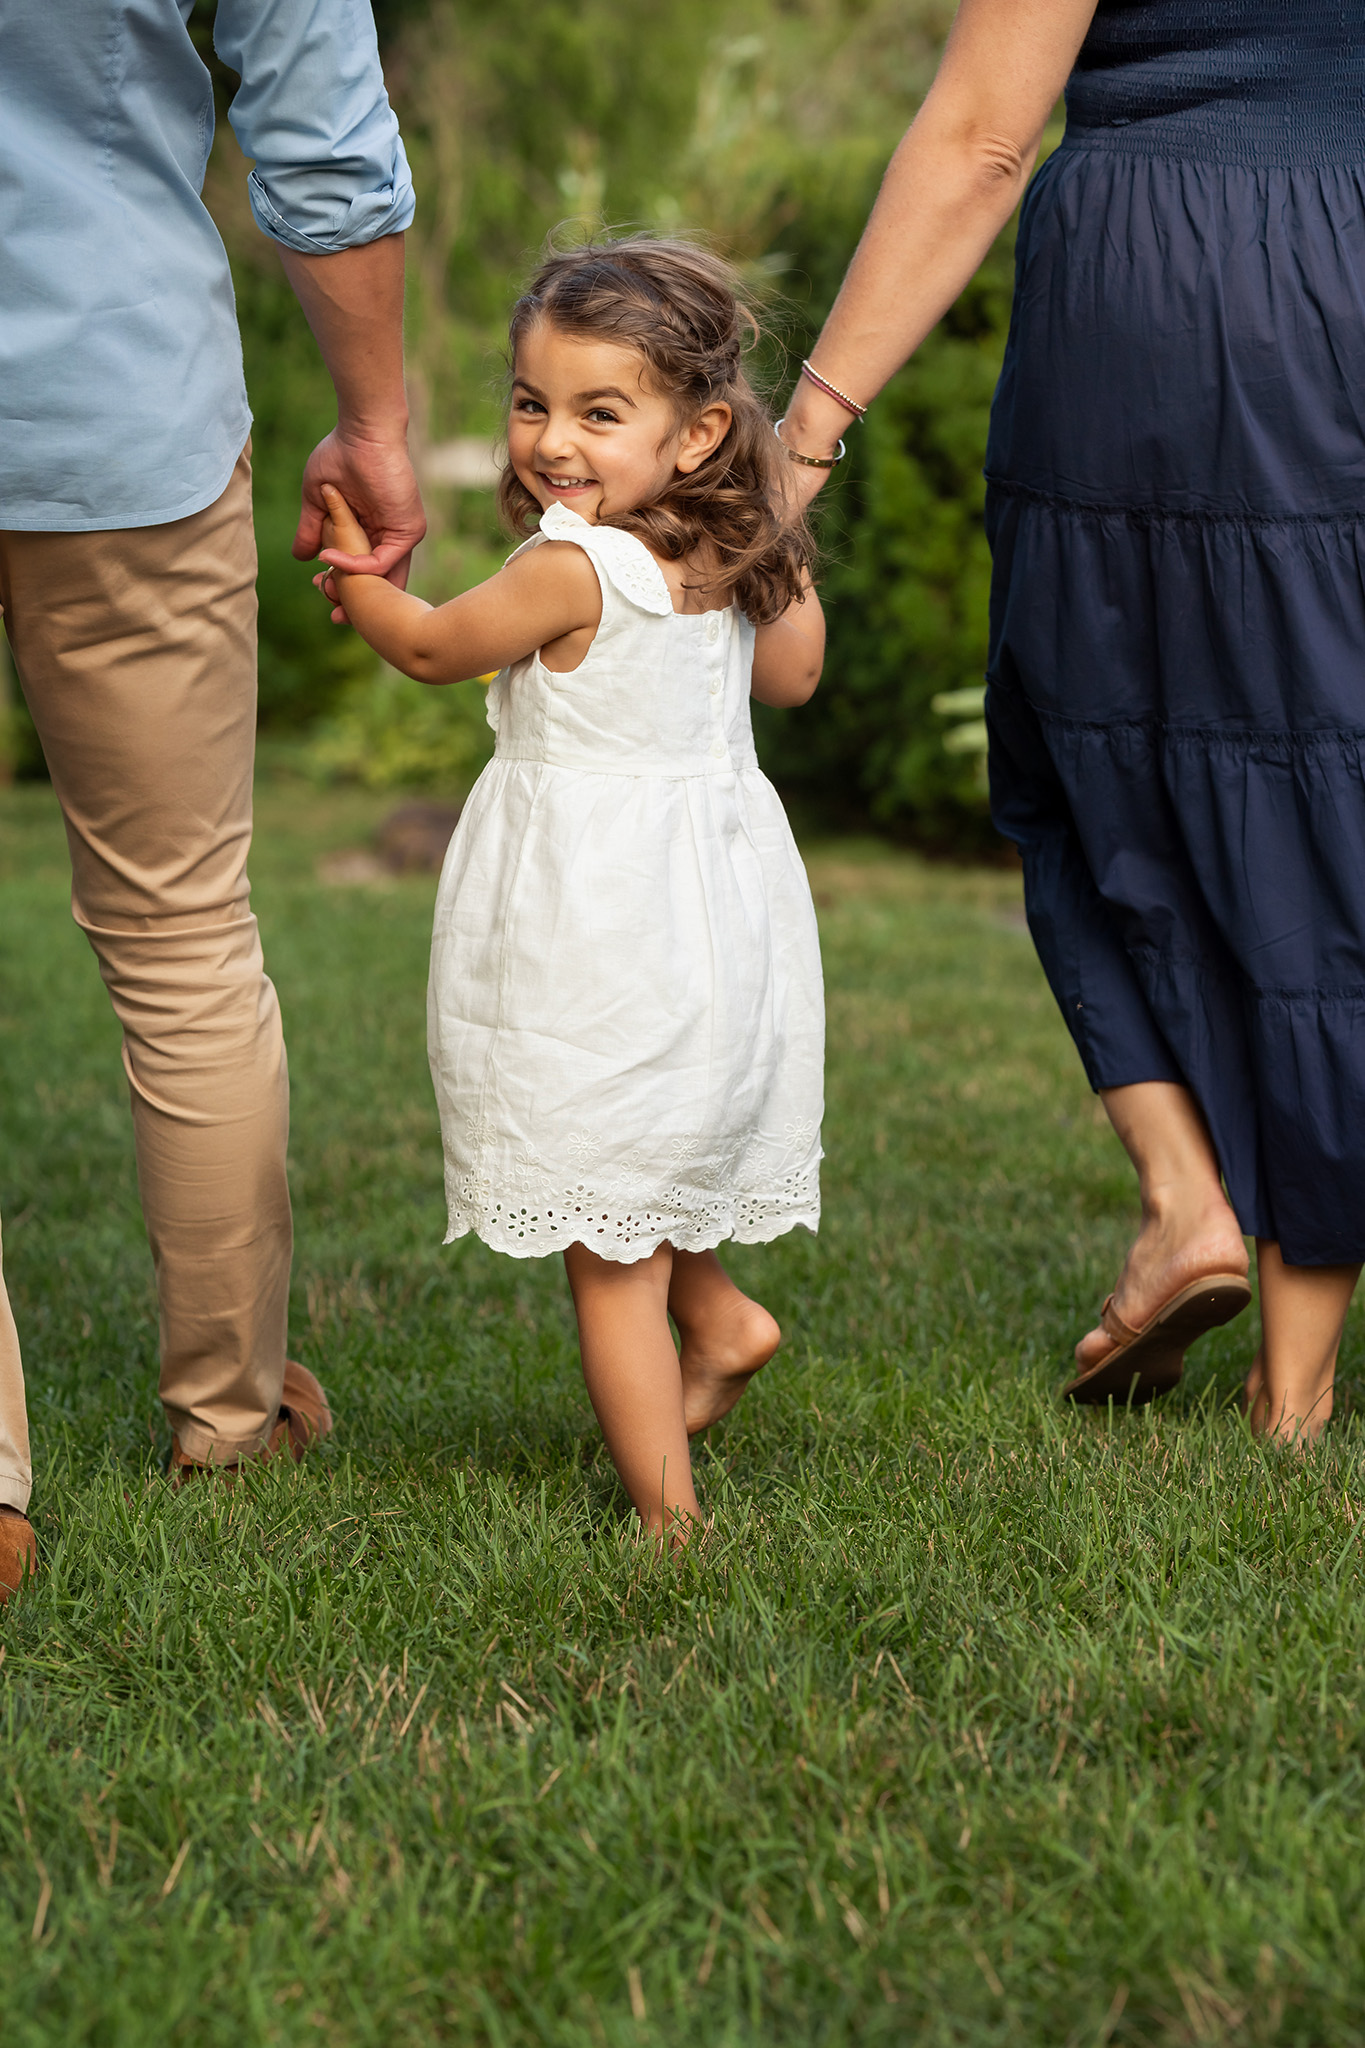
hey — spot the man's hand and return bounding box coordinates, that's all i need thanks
[294,427,425,588]
[279,237,427,591]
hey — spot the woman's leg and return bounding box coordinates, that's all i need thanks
[668,1249,780,1435]
[563,1242,700,1541]
[1074,1081,1248,1368]
[1243,1243,1360,1443]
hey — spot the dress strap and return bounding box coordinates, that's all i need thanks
[532,501,675,616]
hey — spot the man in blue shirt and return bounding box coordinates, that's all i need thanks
[0,0,425,1591]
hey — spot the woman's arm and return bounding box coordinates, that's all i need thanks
[780,0,1097,492]
[751,577,825,707]
[319,485,601,682]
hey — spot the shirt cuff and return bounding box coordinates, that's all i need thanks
[247,156,416,256]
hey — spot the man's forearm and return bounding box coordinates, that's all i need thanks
[278,234,409,439]
[284,234,425,580]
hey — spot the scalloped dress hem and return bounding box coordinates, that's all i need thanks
[442,1202,822,1264]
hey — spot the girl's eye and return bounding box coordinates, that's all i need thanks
[586,408,619,425]
[514,398,546,417]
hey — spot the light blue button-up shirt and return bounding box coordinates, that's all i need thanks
[0,0,416,531]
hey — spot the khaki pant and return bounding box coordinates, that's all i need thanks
[0,448,292,1509]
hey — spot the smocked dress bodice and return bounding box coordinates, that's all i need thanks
[487,502,759,776]
[1067,0,1365,165]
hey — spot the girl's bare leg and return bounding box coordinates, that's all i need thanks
[1242,1242,1360,1444]
[563,1241,700,1541]
[1074,1081,1248,1369]
[668,1248,781,1435]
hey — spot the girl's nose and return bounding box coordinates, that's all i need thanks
[537,427,580,463]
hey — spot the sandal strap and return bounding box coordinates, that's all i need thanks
[1100,1293,1140,1347]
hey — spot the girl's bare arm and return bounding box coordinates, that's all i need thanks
[319,485,601,682]
[780,0,1097,488]
[751,577,825,708]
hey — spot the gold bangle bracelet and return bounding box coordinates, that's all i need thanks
[774,419,846,469]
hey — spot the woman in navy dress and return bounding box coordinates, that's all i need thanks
[779,0,1365,1439]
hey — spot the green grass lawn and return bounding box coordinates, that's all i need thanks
[3,776,1365,2046]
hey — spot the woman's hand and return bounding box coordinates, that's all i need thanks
[776,392,857,511]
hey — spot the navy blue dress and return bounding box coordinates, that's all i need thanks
[986,1,1365,1265]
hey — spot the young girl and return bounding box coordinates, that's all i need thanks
[317,238,825,1541]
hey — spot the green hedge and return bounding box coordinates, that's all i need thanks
[756,228,1014,850]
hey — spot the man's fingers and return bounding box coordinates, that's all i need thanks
[292,510,325,561]
[365,535,419,580]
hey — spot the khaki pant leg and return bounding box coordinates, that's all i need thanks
[0,1220,31,1514]
[0,449,293,1463]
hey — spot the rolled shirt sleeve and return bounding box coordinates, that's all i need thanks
[215,0,416,254]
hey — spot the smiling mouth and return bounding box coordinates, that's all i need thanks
[540,474,596,489]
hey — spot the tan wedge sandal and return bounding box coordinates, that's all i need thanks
[1062,1273,1252,1406]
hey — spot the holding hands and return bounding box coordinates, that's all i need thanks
[314,483,376,624]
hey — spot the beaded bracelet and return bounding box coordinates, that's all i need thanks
[800,358,868,421]
[774,419,846,469]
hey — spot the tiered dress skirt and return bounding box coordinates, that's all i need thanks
[986,141,1365,1263]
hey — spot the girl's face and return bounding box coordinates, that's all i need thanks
[507,321,731,525]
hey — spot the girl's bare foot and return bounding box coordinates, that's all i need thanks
[563,1241,701,1540]
[679,1295,781,1435]
[668,1248,781,1435]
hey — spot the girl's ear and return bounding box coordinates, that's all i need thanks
[675,402,733,475]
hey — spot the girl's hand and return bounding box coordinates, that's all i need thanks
[318,483,376,565]
[316,484,379,625]
[312,567,346,625]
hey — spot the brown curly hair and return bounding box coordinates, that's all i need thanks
[497,236,814,626]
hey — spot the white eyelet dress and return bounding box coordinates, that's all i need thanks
[427,502,824,1264]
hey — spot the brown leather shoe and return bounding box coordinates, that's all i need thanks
[169,1360,335,1482]
[0,1506,37,1601]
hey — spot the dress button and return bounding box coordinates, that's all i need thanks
[704,614,720,644]
[709,676,722,695]
[711,737,726,759]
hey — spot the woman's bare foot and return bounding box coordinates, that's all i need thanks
[668,1249,781,1435]
[1243,1342,1327,1447]
[1073,1082,1248,1371]
[1240,1244,1359,1445]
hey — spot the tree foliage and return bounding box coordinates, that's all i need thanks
[9,1,1027,847]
